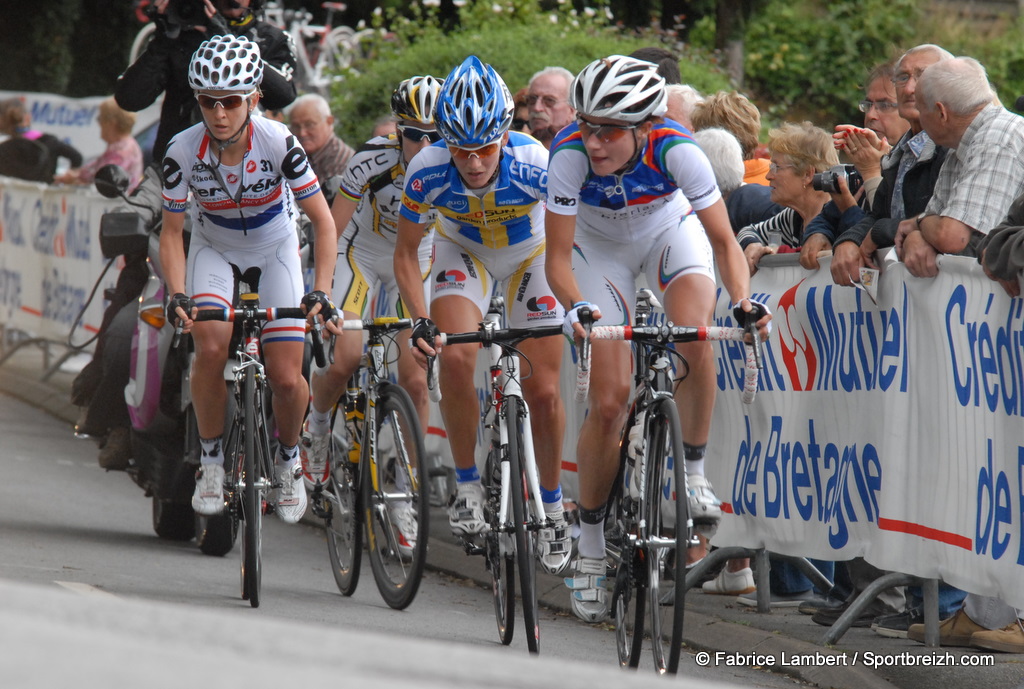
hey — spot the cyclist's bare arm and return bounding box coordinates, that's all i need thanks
[158,208,193,329]
[297,189,341,332]
[394,215,437,363]
[330,194,358,244]
[544,209,601,340]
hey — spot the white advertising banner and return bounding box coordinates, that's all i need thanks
[704,252,1024,610]
[0,177,122,345]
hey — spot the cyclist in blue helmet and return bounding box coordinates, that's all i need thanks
[395,55,573,576]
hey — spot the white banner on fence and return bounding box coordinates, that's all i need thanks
[0,176,123,345]
[703,252,1024,610]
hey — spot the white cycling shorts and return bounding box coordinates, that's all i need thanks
[186,228,305,345]
[572,213,714,326]
[331,225,431,318]
[430,235,563,329]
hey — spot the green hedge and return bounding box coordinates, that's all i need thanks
[325,1,731,144]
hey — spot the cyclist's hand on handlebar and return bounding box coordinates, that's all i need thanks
[301,290,335,320]
[166,293,196,332]
[409,317,441,366]
[733,297,772,342]
[563,301,600,343]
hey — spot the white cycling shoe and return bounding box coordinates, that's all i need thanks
[192,464,226,516]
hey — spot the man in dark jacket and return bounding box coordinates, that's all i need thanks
[115,0,297,162]
[830,44,953,287]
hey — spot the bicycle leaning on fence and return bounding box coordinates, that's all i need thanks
[575,288,765,674]
[308,315,429,611]
[428,295,563,654]
[191,292,327,609]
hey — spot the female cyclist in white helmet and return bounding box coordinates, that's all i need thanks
[545,55,772,623]
[162,35,339,525]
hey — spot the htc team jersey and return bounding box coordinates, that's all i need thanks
[400,131,547,253]
[337,133,434,249]
[546,119,721,238]
[162,116,320,250]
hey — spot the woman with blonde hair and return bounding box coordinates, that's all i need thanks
[56,98,143,191]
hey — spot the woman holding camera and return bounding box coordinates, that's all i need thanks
[735,121,850,274]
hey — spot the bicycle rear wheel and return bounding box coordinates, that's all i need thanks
[645,398,686,674]
[325,403,363,596]
[364,384,428,610]
[240,366,264,608]
[505,396,540,654]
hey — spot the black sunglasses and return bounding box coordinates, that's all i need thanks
[512,118,528,130]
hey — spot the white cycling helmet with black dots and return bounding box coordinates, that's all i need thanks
[188,35,263,92]
[570,55,668,124]
[391,76,444,125]
[435,56,513,147]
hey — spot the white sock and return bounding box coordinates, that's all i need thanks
[577,521,605,560]
[685,458,706,477]
[306,406,331,436]
[277,443,299,467]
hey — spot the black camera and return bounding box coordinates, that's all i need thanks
[812,164,863,195]
[148,0,209,38]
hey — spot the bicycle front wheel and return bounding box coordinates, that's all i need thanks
[325,403,363,596]
[505,396,540,654]
[645,398,687,674]
[483,441,515,644]
[364,384,428,610]
[611,408,645,667]
[240,365,264,608]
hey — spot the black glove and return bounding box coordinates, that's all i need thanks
[410,317,439,350]
[166,293,195,326]
[301,290,335,318]
[733,298,770,327]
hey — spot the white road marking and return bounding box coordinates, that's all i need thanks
[54,581,119,598]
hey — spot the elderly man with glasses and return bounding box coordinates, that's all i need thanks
[526,66,576,149]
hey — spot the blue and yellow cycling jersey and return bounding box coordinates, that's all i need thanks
[400,131,548,250]
[546,119,721,240]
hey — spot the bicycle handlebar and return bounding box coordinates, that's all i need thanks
[576,324,762,405]
[438,324,564,347]
[193,306,327,368]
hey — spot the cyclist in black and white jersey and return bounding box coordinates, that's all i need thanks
[300,76,443,555]
[162,35,338,525]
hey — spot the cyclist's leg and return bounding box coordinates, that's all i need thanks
[563,235,636,621]
[504,252,570,573]
[655,216,724,537]
[429,240,489,535]
[187,242,236,514]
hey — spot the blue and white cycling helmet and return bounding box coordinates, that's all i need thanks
[435,56,513,147]
[571,55,667,123]
[188,35,263,92]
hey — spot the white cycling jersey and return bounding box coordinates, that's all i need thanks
[162,117,320,251]
[162,117,320,343]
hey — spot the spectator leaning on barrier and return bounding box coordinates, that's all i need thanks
[736,122,839,275]
[0,97,83,183]
[797,60,910,272]
[54,98,144,193]
[895,56,1024,277]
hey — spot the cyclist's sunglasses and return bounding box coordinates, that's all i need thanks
[196,91,256,111]
[576,117,637,144]
[397,123,442,144]
[448,140,503,161]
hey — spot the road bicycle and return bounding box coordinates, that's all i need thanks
[308,316,428,610]
[429,296,562,654]
[193,293,326,608]
[576,289,762,673]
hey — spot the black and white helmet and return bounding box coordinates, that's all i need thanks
[570,55,667,123]
[188,35,263,92]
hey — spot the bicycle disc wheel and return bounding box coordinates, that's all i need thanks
[240,366,263,608]
[645,398,686,674]
[325,403,363,596]
[365,384,428,610]
[505,396,540,654]
[484,443,515,644]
